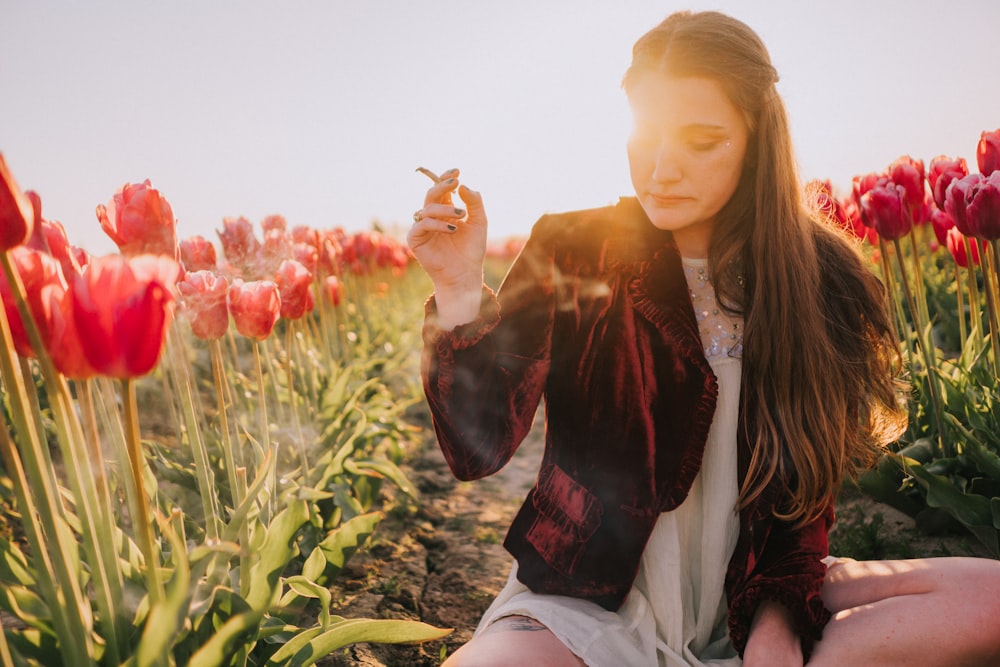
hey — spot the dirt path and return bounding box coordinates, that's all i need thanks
[322,413,544,666]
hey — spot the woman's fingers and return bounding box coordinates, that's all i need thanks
[423,170,461,207]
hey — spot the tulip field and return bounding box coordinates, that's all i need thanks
[0,127,998,666]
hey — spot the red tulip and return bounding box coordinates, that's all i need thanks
[0,153,34,251]
[946,226,981,268]
[978,129,1000,176]
[852,172,886,206]
[71,254,181,378]
[966,171,1000,239]
[217,216,261,277]
[0,247,67,357]
[928,156,969,210]
[945,173,985,237]
[293,241,319,275]
[260,228,292,277]
[860,183,913,241]
[930,206,955,247]
[227,278,280,340]
[97,180,178,258]
[274,259,314,320]
[177,270,230,340]
[42,219,85,280]
[321,275,343,307]
[179,235,218,272]
[888,155,926,215]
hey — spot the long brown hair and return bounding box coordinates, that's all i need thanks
[623,11,907,525]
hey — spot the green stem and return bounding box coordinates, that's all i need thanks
[892,238,947,456]
[166,326,221,541]
[0,254,94,662]
[964,236,983,344]
[211,338,243,510]
[953,261,968,351]
[122,377,164,604]
[286,321,309,472]
[986,241,1000,377]
[253,341,275,520]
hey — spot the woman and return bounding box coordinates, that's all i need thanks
[408,10,1000,666]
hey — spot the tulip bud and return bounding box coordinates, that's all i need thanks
[966,171,1000,239]
[179,235,218,272]
[71,254,180,378]
[217,217,261,278]
[860,184,913,241]
[930,206,955,247]
[227,278,280,340]
[978,128,1000,176]
[274,259,314,320]
[945,173,985,237]
[177,270,230,340]
[946,226,981,268]
[322,275,343,307]
[888,155,926,214]
[928,156,969,210]
[0,154,34,251]
[97,180,178,258]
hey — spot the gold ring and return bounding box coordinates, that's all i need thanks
[413,209,424,223]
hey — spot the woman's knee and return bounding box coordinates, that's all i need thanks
[442,616,585,667]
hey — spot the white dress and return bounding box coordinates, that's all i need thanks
[476,256,745,667]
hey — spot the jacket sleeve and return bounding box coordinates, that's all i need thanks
[727,501,834,660]
[420,217,556,481]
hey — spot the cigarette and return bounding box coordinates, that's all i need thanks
[415,166,442,183]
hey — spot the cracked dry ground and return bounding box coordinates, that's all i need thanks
[320,412,545,667]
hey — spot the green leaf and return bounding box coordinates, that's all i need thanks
[136,515,192,667]
[301,512,381,585]
[0,536,35,586]
[344,458,418,500]
[245,499,310,612]
[264,618,452,667]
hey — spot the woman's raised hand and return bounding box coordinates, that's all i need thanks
[407,167,489,328]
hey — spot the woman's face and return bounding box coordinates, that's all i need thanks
[626,73,749,258]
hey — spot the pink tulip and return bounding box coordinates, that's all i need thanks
[928,156,969,210]
[179,235,218,272]
[852,172,886,206]
[945,226,981,268]
[0,153,34,251]
[860,183,913,241]
[978,129,1000,176]
[0,247,67,357]
[966,171,1000,239]
[227,278,280,340]
[41,219,85,279]
[217,216,261,277]
[274,259,314,320]
[930,206,955,247]
[177,270,230,340]
[888,155,926,214]
[945,173,985,237]
[71,254,181,378]
[97,180,178,258]
[293,241,319,275]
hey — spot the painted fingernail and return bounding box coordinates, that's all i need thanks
[454,207,466,216]
[445,178,457,185]
[443,168,458,176]
[447,224,458,232]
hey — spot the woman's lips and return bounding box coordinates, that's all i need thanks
[648,193,693,205]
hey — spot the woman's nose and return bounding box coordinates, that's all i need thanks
[651,141,682,183]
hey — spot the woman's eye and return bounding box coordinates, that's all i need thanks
[690,141,719,152]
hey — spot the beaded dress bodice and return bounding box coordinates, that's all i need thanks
[681,257,743,361]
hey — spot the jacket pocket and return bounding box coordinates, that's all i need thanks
[525,463,603,576]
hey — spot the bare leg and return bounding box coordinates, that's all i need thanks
[810,557,1000,666]
[442,615,587,667]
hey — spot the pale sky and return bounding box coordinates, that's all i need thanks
[2,1,998,256]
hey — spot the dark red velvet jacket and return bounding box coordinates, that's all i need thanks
[421,198,833,656]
